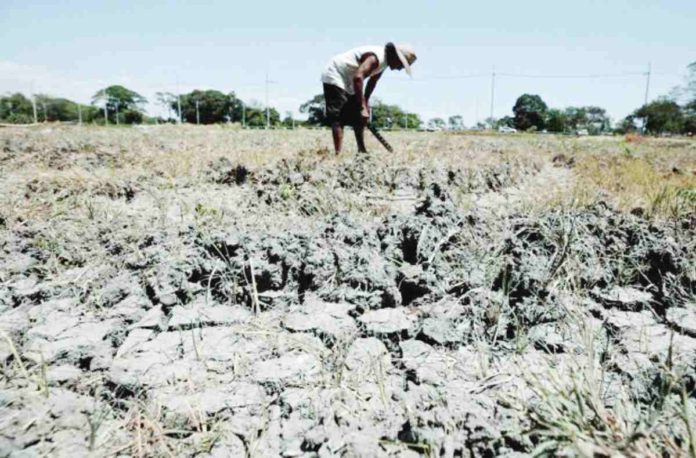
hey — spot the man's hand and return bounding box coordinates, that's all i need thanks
[360,105,370,125]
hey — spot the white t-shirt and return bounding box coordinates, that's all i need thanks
[321,45,388,95]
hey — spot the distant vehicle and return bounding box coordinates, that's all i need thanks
[576,129,589,136]
[498,126,517,133]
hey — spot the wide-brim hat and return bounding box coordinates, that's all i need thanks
[395,44,417,76]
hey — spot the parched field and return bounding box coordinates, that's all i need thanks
[1,126,695,457]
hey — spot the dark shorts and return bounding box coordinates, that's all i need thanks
[323,83,361,126]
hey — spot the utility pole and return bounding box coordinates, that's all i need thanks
[104,102,108,125]
[195,100,200,125]
[489,66,496,125]
[644,62,651,106]
[176,75,182,124]
[78,103,82,125]
[32,96,38,124]
[475,98,479,126]
[265,71,270,129]
[30,82,38,124]
[265,71,277,129]
[115,102,120,125]
[642,62,651,134]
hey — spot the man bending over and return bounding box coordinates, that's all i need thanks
[321,42,416,154]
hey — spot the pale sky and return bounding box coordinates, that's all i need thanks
[1,0,694,125]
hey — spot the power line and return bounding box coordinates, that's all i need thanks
[176,75,182,124]
[643,62,652,134]
[391,70,669,82]
[414,73,490,81]
[390,73,488,83]
[30,81,37,124]
[490,66,495,120]
[496,71,647,79]
[265,71,277,129]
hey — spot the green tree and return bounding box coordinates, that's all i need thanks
[1,93,94,123]
[670,62,696,135]
[242,101,280,127]
[79,105,101,124]
[92,85,147,124]
[400,112,422,129]
[0,93,35,123]
[35,94,80,122]
[299,95,420,129]
[369,100,397,128]
[428,118,446,130]
[282,111,296,128]
[584,106,611,134]
[155,92,178,121]
[669,61,696,106]
[634,98,685,134]
[559,106,610,134]
[227,94,245,124]
[686,61,696,102]
[684,99,696,135]
[615,116,638,134]
[299,94,326,125]
[563,106,586,132]
[546,108,567,133]
[371,100,420,129]
[483,117,497,129]
[448,115,464,130]
[496,116,514,128]
[123,110,144,124]
[175,90,234,124]
[513,94,548,131]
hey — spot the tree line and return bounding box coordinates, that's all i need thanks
[299,94,422,129]
[447,61,695,135]
[491,89,694,136]
[0,86,291,127]
[1,61,693,135]
[0,83,423,129]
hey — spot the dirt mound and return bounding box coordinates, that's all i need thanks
[191,185,694,340]
[190,183,461,312]
[204,153,541,216]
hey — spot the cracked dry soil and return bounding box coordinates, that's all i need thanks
[1,127,695,457]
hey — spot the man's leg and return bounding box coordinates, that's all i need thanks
[344,94,367,153]
[323,84,349,155]
[354,125,367,153]
[331,122,344,154]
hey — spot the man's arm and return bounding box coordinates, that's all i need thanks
[353,54,380,123]
[365,71,382,103]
